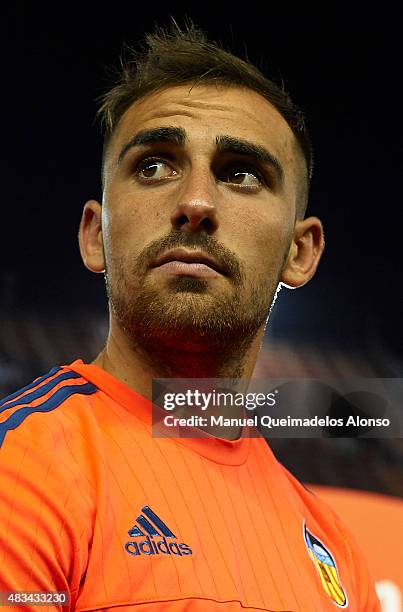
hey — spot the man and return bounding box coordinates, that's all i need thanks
[0,22,380,611]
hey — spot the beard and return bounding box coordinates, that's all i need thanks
[105,230,287,377]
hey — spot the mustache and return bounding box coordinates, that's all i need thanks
[136,230,243,285]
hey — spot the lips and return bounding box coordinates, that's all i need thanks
[151,248,227,275]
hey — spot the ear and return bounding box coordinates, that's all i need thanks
[78,199,105,273]
[280,216,325,289]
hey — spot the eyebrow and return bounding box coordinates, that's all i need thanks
[216,135,284,185]
[117,127,186,165]
[117,126,284,185]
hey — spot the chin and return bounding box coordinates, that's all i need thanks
[166,276,210,294]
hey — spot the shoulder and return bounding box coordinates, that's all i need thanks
[276,456,360,550]
[0,363,105,522]
[0,366,100,603]
[0,364,101,453]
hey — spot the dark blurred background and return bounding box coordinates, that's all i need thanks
[2,5,402,496]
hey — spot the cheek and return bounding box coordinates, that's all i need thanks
[102,193,154,261]
[233,207,294,275]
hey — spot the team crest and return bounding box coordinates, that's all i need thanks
[303,521,348,608]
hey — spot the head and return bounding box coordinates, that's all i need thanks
[98,21,314,217]
[79,21,324,375]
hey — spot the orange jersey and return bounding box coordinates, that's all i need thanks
[0,360,380,611]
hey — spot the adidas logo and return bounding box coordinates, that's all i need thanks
[125,505,193,557]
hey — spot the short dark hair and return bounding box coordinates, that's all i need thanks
[96,20,313,217]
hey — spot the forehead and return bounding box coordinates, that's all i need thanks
[109,84,298,164]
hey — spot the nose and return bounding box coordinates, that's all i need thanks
[170,168,219,234]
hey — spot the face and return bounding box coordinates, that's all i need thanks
[85,84,316,359]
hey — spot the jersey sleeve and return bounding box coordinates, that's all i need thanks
[0,410,91,611]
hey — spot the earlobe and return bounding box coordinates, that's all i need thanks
[78,199,105,274]
[280,217,325,289]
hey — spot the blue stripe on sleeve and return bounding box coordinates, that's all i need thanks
[0,367,61,408]
[0,381,98,448]
[0,370,82,414]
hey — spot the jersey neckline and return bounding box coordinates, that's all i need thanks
[66,359,252,466]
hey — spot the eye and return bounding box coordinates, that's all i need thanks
[221,165,264,188]
[135,157,177,181]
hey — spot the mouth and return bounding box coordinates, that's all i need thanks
[150,248,228,278]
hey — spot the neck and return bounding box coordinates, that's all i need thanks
[92,315,266,401]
